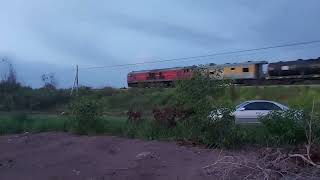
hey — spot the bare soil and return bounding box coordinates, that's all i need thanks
[0,132,316,180]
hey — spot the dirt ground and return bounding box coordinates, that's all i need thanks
[0,132,316,180]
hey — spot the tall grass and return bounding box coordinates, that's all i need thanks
[0,114,129,136]
[0,114,68,134]
[0,113,318,149]
[1,85,320,149]
[93,86,320,116]
[236,86,320,110]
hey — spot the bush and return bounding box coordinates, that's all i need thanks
[68,97,105,134]
[174,71,230,121]
[152,107,179,127]
[203,107,238,148]
[0,113,30,134]
[260,110,306,145]
[172,70,235,148]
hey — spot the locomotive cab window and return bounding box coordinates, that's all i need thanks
[149,73,156,79]
[242,68,249,72]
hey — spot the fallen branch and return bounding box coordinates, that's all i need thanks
[288,98,320,169]
[288,154,320,168]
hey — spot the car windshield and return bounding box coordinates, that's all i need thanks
[236,101,250,109]
[277,103,289,110]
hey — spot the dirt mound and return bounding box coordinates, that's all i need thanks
[0,133,318,180]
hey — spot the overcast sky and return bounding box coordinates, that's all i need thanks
[0,0,320,88]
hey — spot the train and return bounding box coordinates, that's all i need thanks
[127,57,320,87]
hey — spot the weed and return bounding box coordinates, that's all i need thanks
[260,110,306,145]
[68,97,105,135]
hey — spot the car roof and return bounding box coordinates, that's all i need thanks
[242,100,278,104]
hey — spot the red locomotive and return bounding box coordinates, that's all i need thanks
[127,66,195,87]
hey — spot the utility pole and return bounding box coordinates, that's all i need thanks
[71,65,79,96]
[76,65,79,96]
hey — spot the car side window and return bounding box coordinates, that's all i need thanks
[243,102,263,110]
[264,103,282,110]
[243,102,281,110]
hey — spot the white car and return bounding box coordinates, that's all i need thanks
[208,100,290,124]
[233,100,289,124]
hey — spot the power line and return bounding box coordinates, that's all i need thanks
[80,40,320,70]
[78,44,320,72]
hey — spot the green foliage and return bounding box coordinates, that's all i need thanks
[237,86,320,111]
[173,71,236,148]
[0,81,71,111]
[174,70,231,124]
[96,87,176,115]
[68,97,105,134]
[176,71,228,107]
[313,112,320,144]
[0,114,67,135]
[260,110,306,145]
[0,62,71,111]
[204,107,238,148]
[234,125,269,145]
[0,113,29,134]
[1,64,320,150]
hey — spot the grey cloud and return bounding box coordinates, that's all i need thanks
[105,12,233,48]
[30,20,121,67]
[246,0,320,44]
[1,0,320,88]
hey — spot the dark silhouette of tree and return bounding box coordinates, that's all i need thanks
[41,73,57,90]
[1,58,17,84]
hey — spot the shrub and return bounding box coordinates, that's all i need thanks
[174,70,230,121]
[127,110,143,124]
[174,71,230,121]
[203,107,238,148]
[0,113,30,134]
[68,97,105,134]
[260,110,306,145]
[152,107,178,127]
[172,70,235,148]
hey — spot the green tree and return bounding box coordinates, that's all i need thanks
[68,97,104,134]
[174,68,236,147]
[175,67,230,120]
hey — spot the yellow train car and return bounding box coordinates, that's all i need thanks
[206,61,267,80]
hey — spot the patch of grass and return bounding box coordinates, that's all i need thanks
[0,114,67,134]
[28,115,68,133]
[235,124,269,145]
[236,86,320,111]
[0,113,316,150]
[92,86,320,120]
[102,116,127,135]
[0,115,25,134]
[0,113,129,135]
[1,85,319,149]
